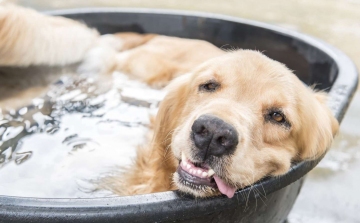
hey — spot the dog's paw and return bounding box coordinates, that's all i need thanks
[77,34,129,75]
[77,47,115,76]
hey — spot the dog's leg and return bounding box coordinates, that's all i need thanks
[77,32,157,76]
[115,49,182,88]
[108,33,224,87]
[110,33,187,87]
[0,4,98,66]
[111,32,157,51]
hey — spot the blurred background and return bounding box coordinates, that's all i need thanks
[14,0,360,222]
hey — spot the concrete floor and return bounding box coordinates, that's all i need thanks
[13,0,360,222]
[289,93,360,223]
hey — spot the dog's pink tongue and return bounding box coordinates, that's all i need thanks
[213,175,236,198]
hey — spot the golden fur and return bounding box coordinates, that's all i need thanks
[0,3,98,66]
[100,34,339,198]
[113,33,224,87]
[0,5,339,198]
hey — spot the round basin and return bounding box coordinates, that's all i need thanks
[0,8,358,223]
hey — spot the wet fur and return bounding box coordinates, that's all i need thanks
[0,3,98,66]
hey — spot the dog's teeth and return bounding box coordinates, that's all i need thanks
[190,169,194,174]
[197,170,202,175]
[202,172,208,177]
[208,169,215,177]
[181,153,186,162]
[187,164,191,169]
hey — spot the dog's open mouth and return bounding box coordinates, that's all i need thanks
[177,153,237,198]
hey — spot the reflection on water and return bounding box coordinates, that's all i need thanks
[0,72,165,198]
[0,98,55,169]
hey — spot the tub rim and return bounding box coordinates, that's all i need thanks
[0,7,358,222]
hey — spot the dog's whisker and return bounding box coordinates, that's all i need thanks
[250,171,267,206]
[243,176,254,212]
[161,129,176,144]
[163,144,172,158]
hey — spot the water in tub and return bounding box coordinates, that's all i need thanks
[0,72,165,198]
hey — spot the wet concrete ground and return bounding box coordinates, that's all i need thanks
[13,0,360,222]
[290,93,360,223]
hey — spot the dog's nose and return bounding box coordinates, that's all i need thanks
[191,114,239,159]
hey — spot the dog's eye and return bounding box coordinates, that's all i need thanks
[270,112,285,123]
[265,110,291,128]
[199,81,220,92]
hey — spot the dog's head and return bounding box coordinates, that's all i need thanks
[153,50,339,198]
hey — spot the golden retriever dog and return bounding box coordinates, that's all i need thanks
[100,34,339,198]
[0,4,339,199]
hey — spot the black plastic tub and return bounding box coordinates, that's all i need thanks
[0,8,358,223]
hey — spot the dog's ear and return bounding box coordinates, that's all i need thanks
[152,73,192,148]
[296,91,339,160]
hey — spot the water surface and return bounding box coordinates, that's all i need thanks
[0,72,164,198]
